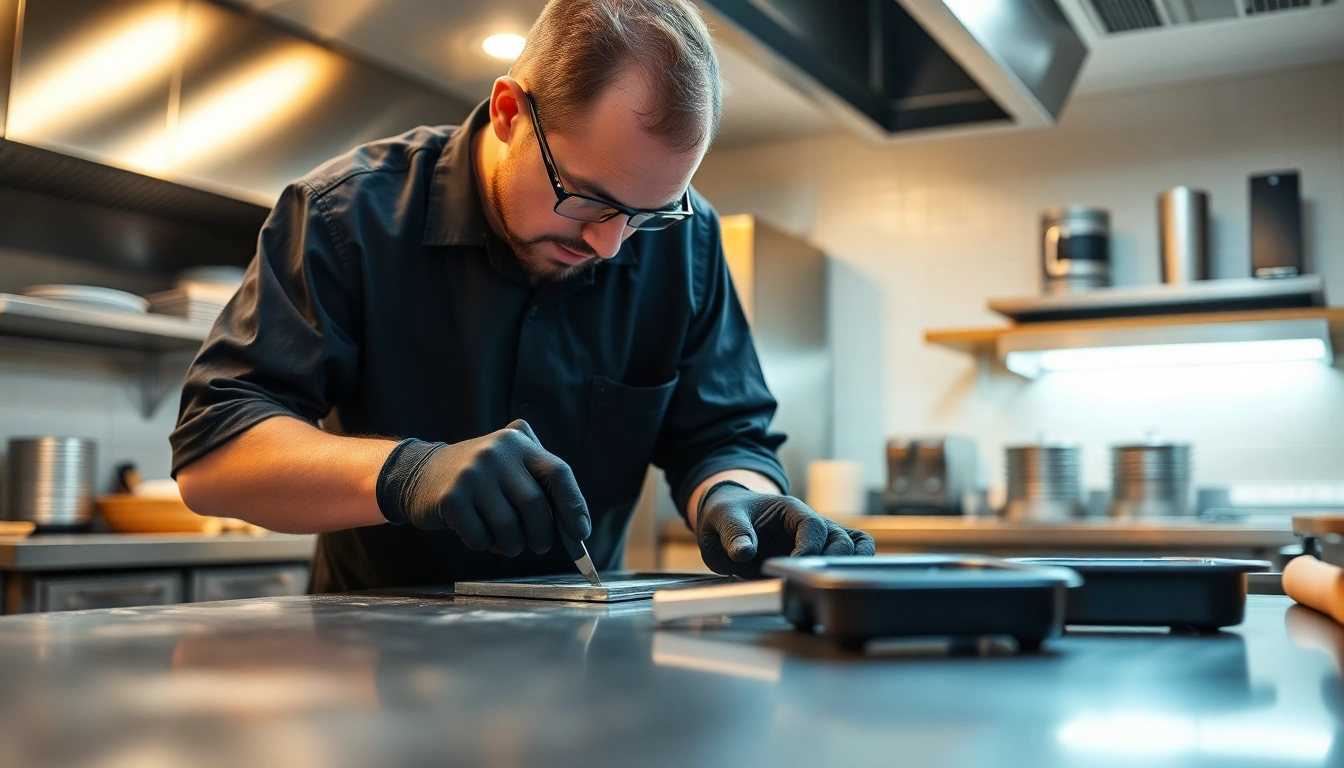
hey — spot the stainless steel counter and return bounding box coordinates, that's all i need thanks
[0,592,1339,767]
[0,532,316,571]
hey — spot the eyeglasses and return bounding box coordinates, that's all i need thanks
[524,92,693,231]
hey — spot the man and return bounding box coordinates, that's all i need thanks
[171,0,874,592]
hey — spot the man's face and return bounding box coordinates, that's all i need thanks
[487,73,707,282]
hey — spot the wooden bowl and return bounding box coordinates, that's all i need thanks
[97,495,224,534]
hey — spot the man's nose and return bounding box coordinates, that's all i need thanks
[581,216,629,260]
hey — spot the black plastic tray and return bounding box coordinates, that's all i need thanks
[762,555,1081,650]
[1009,557,1271,631]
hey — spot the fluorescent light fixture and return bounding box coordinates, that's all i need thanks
[482,33,526,60]
[999,318,1334,379]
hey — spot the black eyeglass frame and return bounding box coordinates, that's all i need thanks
[524,92,694,231]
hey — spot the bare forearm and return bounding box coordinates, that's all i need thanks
[176,416,396,533]
[685,469,782,528]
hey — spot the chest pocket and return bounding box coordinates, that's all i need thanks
[578,374,679,510]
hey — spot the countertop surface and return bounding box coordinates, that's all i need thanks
[0,532,317,571]
[1,592,1340,767]
[662,516,1299,548]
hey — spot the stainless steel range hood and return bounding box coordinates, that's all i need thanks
[700,0,1088,139]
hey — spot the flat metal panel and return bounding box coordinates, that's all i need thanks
[171,0,467,203]
[6,0,177,174]
[188,564,308,602]
[35,570,183,612]
[0,0,21,136]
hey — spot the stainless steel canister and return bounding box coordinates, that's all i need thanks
[1109,443,1193,518]
[4,437,97,528]
[1005,445,1084,521]
[1041,206,1111,295]
[1158,187,1210,284]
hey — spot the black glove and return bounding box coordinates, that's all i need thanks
[695,480,876,578]
[376,419,590,557]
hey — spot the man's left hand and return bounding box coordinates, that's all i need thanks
[696,481,876,578]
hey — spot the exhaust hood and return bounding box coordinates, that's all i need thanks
[699,0,1088,139]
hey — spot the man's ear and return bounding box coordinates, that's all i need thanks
[488,76,527,144]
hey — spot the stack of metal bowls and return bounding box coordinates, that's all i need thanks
[1005,445,1084,521]
[4,437,97,529]
[1110,443,1192,518]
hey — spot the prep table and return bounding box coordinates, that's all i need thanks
[1,592,1341,767]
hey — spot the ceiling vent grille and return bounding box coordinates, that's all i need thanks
[1088,0,1334,31]
[1090,0,1165,30]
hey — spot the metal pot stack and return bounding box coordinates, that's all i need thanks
[4,437,97,529]
[1005,445,1084,521]
[1109,443,1193,518]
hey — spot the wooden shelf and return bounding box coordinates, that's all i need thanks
[926,306,1344,357]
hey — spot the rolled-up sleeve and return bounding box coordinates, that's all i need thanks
[170,182,363,476]
[653,209,789,519]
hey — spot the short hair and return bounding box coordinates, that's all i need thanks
[511,0,721,153]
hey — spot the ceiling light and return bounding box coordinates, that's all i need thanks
[482,34,525,60]
[998,318,1334,378]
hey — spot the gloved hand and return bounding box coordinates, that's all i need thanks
[376,419,590,557]
[696,480,876,578]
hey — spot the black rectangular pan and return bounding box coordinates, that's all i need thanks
[1009,557,1271,631]
[654,554,1081,651]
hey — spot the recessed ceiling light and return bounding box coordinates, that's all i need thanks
[482,33,526,60]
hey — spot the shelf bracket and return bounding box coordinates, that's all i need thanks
[138,351,196,419]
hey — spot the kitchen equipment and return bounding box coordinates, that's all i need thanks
[1041,206,1111,295]
[988,274,1326,322]
[1012,557,1270,631]
[21,285,148,314]
[1251,171,1303,278]
[1004,445,1083,521]
[453,572,724,603]
[1110,443,1192,518]
[883,437,979,515]
[1292,514,1344,568]
[1158,187,1210,283]
[654,555,1082,651]
[805,460,866,516]
[4,437,96,530]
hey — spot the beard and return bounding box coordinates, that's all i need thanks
[489,153,600,283]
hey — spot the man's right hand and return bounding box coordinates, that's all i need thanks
[375,419,590,557]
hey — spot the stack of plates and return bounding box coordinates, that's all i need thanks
[145,265,245,323]
[21,285,149,314]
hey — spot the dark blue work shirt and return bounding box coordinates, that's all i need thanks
[170,101,788,592]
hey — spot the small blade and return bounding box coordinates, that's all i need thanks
[575,542,602,587]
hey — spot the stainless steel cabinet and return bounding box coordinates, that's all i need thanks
[188,564,307,602]
[33,570,184,612]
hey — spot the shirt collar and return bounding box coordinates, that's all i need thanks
[422,99,492,247]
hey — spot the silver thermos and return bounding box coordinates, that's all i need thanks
[1041,206,1111,294]
[1158,187,1210,283]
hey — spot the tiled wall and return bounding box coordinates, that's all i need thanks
[693,62,1344,495]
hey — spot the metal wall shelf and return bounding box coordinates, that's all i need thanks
[0,294,210,416]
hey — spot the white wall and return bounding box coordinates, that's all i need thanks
[693,62,1344,496]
